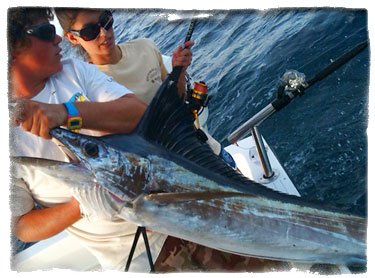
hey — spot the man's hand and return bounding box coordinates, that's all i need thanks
[12,99,67,139]
[172,40,194,69]
[171,41,194,97]
[172,41,194,69]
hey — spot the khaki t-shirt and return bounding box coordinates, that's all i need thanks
[96,38,168,105]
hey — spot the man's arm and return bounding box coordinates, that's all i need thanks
[13,94,147,139]
[14,198,82,242]
[73,94,146,134]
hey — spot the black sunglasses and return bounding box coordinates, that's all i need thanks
[25,23,56,41]
[70,10,114,41]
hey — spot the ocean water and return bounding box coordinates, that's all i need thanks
[104,8,368,217]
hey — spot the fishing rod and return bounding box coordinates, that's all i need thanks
[227,39,369,144]
[170,18,197,80]
[185,18,197,42]
[296,26,368,74]
[170,18,210,132]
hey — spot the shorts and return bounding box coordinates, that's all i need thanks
[154,236,291,273]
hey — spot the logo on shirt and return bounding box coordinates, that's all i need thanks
[146,68,161,84]
[69,92,89,103]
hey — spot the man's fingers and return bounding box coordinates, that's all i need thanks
[183,40,194,49]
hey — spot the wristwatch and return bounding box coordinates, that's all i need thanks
[63,102,82,131]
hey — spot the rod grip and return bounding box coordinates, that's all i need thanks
[172,19,197,80]
[185,19,197,43]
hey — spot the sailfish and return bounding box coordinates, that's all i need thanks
[13,64,366,267]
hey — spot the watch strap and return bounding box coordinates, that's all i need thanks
[63,102,82,131]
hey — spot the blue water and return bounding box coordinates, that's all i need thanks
[107,8,368,217]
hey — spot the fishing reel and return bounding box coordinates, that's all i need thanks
[278,70,307,97]
[184,75,210,142]
[273,70,308,111]
[185,77,209,129]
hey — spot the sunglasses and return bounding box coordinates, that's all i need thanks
[70,10,114,41]
[25,23,56,41]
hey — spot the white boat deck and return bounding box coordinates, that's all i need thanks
[12,230,100,271]
[225,136,300,197]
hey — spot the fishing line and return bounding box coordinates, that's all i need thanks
[296,26,368,73]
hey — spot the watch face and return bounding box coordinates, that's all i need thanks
[70,119,81,127]
[68,117,82,130]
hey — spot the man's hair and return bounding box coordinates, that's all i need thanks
[7,7,53,58]
[54,8,89,36]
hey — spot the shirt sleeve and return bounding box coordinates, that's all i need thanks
[10,177,35,217]
[74,59,134,102]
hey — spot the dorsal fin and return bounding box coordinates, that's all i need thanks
[135,68,183,135]
[133,67,259,187]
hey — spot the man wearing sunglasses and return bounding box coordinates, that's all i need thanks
[9,7,170,271]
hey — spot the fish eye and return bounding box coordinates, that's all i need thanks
[82,141,99,158]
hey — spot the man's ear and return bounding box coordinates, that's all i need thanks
[11,43,27,63]
[65,32,80,46]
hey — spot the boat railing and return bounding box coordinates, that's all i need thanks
[250,126,274,179]
[227,70,307,180]
[227,104,277,180]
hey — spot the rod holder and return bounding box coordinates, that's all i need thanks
[227,103,276,144]
[250,127,274,179]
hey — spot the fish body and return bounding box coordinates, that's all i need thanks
[45,128,366,266]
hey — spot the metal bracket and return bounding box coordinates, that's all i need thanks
[124,226,155,273]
